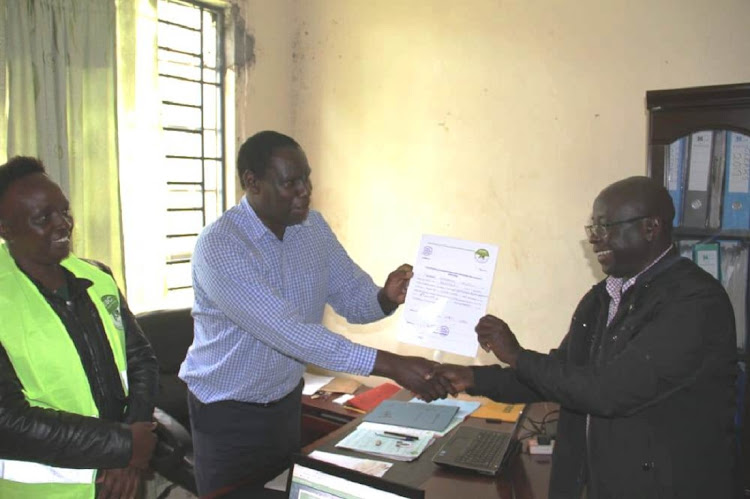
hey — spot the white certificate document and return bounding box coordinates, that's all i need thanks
[398,235,498,357]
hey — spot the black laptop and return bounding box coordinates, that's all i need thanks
[286,454,424,499]
[431,424,521,475]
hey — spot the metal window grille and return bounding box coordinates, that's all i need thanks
[157,0,225,301]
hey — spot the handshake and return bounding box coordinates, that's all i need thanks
[374,314,523,402]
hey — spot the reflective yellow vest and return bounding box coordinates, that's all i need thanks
[0,244,128,499]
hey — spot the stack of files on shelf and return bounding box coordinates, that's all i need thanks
[677,240,698,259]
[676,240,748,352]
[666,137,688,226]
[708,131,727,229]
[683,130,715,228]
[722,132,750,230]
[693,242,721,280]
[666,131,750,230]
[666,132,727,229]
[721,242,749,351]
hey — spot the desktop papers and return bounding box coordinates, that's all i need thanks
[363,400,459,432]
[307,451,393,477]
[335,399,481,462]
[398,235,499,357]
[456,394,525,423]
[302,372,335,395]
[264,451,393,490]
[408,397,482,436]
[335,425,436,462]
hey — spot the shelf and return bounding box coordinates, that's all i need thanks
[673,228,750,242]
[646,83,750,489]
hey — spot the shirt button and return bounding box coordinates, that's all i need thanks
[641,462,654,471]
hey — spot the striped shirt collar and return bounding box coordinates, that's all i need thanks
[606,245,673,303]
[604,245,672,327]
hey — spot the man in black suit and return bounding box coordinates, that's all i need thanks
[433,176,738,499]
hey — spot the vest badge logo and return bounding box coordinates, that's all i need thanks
[101,295,124,330]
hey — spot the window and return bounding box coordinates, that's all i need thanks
[157,0,226,306]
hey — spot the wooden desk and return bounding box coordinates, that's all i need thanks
[302,392,555,499]
[301,390,367,447]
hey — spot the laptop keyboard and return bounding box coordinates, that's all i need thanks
[455,431,510,467]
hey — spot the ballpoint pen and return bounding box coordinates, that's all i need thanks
[380,431,419,441]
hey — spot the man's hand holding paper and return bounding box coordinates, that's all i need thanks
[476,314,523,368]
[377,263,414,314]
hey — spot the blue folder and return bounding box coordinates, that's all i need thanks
[363,400,459,432]
[665,137,688,226]
[683,131,713,228]
[722,132,750,229]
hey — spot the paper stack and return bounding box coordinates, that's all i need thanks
[335,425,436,462]
[335,398,481,461]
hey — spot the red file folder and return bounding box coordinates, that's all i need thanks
[345,382,400,412]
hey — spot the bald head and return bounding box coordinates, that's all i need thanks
[588,176,674,278]
[597,176,675,240]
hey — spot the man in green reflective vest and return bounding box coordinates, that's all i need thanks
[0,157,159,498]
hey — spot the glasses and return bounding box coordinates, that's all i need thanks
[584,215,651,239]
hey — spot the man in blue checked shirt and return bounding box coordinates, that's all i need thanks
[179,130,451,496]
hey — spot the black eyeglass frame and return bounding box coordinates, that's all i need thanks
[584,215,651,239]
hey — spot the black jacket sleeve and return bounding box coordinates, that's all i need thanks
[119,291,159,424]
[470,331,572,403]
[513,285,734,417]
[0,342,132,469]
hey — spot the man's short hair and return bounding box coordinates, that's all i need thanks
[625,176,675,231]
[0,156,47,204]
[237,131,300,188]
[604,176,675,237]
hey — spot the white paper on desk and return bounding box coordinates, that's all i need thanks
[302,372,335,395]
[264,469,288,491]
[398,235,498,357]
[308,450,393,477]
[336,424,435,461]
[333,393,355,405]
[263,452,393,491]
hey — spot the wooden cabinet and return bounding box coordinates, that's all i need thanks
[646,82,750,495]
[301,393,361,448]
[647,83,750,352]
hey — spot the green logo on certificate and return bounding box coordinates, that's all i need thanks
[474,248,490,262]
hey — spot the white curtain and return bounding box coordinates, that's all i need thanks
[0,4,7,165]
[4,0,124,286]
[115,0,169,312]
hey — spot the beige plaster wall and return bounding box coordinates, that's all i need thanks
[234,0,296,159]
[238,0,750,372]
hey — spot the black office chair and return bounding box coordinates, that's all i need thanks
[136,308,197,496]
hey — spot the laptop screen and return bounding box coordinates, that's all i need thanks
[286,454,424,499]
